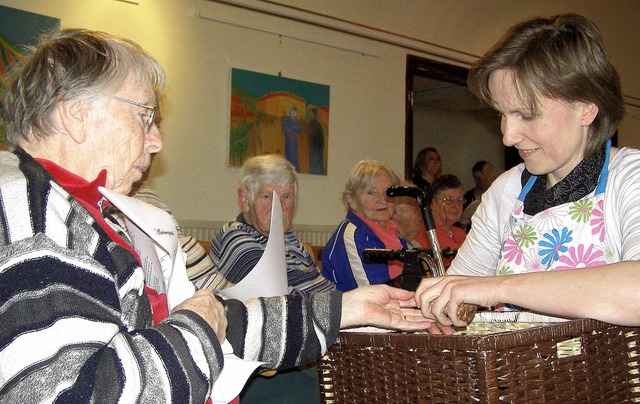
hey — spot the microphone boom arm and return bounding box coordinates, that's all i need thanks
[386,186,446,276]
[386,185,477,323]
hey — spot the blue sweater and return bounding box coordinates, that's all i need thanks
[321,211,407,291]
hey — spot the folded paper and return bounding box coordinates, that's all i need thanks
[99,187,263,403]
[219,191,288,300]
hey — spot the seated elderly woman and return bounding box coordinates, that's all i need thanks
[322,159,407,291]
[429,174,467,267]
[191,153,335,403]
[191,154,335,296]
[0,28,435,402]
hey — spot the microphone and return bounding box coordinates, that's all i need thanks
[385,186,476,318]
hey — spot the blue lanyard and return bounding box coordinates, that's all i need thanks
[517,139,611,202]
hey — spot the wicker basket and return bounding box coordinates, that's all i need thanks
[318,318,640,403]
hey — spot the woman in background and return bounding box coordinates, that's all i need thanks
[391,181,430,249]
[463,160,496,209]
[429,174,467,267]
[191,153,335,404]
[192,154,334,296]
[411,147,442,195]
[322,159,406,291]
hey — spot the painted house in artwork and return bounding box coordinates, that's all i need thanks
[230,92,255,127]
[256,91,305,118]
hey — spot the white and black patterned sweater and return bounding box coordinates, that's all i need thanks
[0,149,341,403]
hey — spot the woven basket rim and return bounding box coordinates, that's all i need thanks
[338,318,621,351]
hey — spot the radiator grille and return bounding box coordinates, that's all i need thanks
[181,220,336,246]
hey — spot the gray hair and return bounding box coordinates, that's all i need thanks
[1,28,166,148]
[240,154,298,206]
[342,159,400,210]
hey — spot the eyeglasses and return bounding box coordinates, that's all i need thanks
[438,197,465,206]
[110,95,157,133]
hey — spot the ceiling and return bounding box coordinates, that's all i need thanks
[413,76,486,111]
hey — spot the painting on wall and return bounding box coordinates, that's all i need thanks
[229,68,330,175]
[0,5,60,146]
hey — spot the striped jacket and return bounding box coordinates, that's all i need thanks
[192,216,335,296]
[0,149,341,403]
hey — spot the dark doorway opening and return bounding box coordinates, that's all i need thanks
[405,54,519,186]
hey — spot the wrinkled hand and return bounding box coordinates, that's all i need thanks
[340,285,436,331]
[173,289,227,344]
[415,275,501,328]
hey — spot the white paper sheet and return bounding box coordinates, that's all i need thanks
[219,191,288,300]
[99,186,192,309]
[99,187,264,403]
[209,340,264,403]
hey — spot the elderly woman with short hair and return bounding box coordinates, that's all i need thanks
[322,159,407,291]
[192,153,335,402]
[192,153,335,297]
[0,29,435,402]
[429,174,467,267]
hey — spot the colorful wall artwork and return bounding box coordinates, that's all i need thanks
[0,5,60,145]
[229,68,330,175]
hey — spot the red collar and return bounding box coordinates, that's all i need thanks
[36,159,133,259]
[36,159,111,210]
[36,158,171,324]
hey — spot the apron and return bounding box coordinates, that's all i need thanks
[496,141,612,278]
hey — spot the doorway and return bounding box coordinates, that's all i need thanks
[405,55,519,190]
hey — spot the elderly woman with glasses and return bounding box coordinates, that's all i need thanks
[322,159,407,291]
[429,174,467,267]
[190,154,335,403]
[0,29,436,402]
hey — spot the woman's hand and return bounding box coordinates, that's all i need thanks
[415,275,503,327]
[172,289,227,344]
[340,285,436,331]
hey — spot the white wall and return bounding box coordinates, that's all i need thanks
[2,0,638,229]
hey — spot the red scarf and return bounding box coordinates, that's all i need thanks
[352,211,404,278]
[37,159,169,324]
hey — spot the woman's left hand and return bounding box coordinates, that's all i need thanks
[340,285,436,331]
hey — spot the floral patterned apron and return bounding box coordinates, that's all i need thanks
[496,141,612,279]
